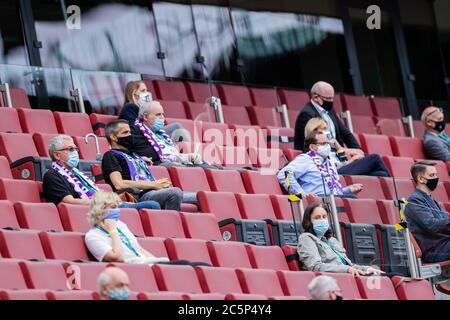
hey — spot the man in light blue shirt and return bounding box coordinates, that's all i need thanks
[278,131,363,198]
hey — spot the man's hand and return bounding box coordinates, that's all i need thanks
[189,153,202,164]
[141,156,153,166]
[347,148,364,157]
[103,219,117,232]
[149,178,172,190]
[348,266,366,276]
[365,267,385,276]
[348,154,364,164]
[349,183,363,194]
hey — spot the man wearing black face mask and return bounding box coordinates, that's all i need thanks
[404,161,450,263]
[422,106,450,162]
[294,81,362,156]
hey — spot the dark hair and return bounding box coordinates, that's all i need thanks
[302,202,333,239]
[410,161,436,183]
[304,130,322,150]
[105,119,129,144]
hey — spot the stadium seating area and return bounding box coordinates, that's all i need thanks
[0,80,447,300]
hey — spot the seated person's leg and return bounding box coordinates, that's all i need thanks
[182,192,198,205]
[424,240,450,263]
[139,187,183,211]
[156,161,186,168]
[119,200,161,210]
[364,154,391,177]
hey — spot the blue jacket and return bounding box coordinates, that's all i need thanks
[118,103,139,126]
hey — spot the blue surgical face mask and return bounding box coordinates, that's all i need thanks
[108,288,130,300]
[66,150,79,168]
[151,118,165,132]
[103,208,121,221]
[313,219,329,237]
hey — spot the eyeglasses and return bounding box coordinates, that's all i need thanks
[314,93,334,102]
[57,147,79,153]
[425,107,444,120]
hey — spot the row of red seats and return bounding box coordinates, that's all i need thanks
[0,259,434,300]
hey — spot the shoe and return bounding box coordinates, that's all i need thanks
[435,282,450,295]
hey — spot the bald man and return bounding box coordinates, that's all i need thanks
[294,81,361,153]
[422,106,450,162]
[97,267,130,300]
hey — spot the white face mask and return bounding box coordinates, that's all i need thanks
[137,92,152,108]
[316,144,331,159]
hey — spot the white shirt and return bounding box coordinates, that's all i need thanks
[311,99,336,139]
[85,220,169,264]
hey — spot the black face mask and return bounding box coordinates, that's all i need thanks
[423,177,439,192]
[433,120,446,133]
[321,100,333,112]
[116,135,134,150]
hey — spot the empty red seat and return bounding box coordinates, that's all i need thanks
[380,178,415,200]
[168,167,210,193]
[110,263,159,292]
[184,293,226,300]
[0,290,48,300]
[139,292,186,300]
[432,182,450,203]
[62,262,106,291]
[355,276,398,300]
[0,156,12,179]
[0,200,20,230]
[177,142,222,166]
[197,191,242,221]
[54,112,93,136]
[181,212,222,241]
[222,106,252,126]
[118,208,145,237]
[433,160,449,182]
[391,276,435,300]
[186,102,217,122]
[248,147,287,169]
[185,82,219,103]
[40,232,89,261]
[283,149,301,162]
[217,146,252,167]
[342,94,374,117]
[139,209,185,238]
[0,133,39,162]
[240,170,284,195]
[231,125,267,148]
[196,266,243,294]
[89,113,118,136]
[351,116,377,135]
[246,245,290,271]
[137,237,169,258]
[247,106,284,128]
[383,156,415,179]
[359,134,393,156]
[7,88,31,108]
[0,108,22,133]
[267,127,294,150]
[141,79,157,98]
[225,293,268,300]
[277,270,315,298]
[207,241,252,268]
[58,203,90,233]
[343,199,383,224]
[344,176,386,200]
[278,89,310,110]
[46,290,98,300]
[217,84,253,107]
[377,118,407,137]
[370,97,402,119]
[199,121,233,145]
[319,272,361,300]
[236,193,277,220]
[165,238,212,265]
[15,202,63,231]
[236,268,284,296]
[412,120,425,139]
[18,108,58,134]
[0,260,28,290]
[73,136,110,161]
[152,264,202,293]
[205,169,246,193]
[33,132,58,157]
[20,261,68,290]
[0,230,45,259]
[154,80,189,101]
[250,87,279,108]
[390,137,425,159]
[269,195,301,221]
[159,100,188,119]
[376,200,401,225]
[0,178,41,202]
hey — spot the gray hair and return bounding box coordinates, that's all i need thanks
[138,101,153,120]
[96,271,112,293]
[48,135,73,161]
[308,275,339,300]
[311,81,333,95]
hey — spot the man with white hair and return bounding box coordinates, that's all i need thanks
[97,267,131,300]
[308,275,343,300]
[421,106,450,162]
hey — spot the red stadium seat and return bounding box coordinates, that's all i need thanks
[152,264,203,293]
[0,290,48,300]
[0,260,28,289]
[370,97,402,119]
[177,142,222,166]
[180,212,222,241]
[0,156,12,179]
[431,182,450,203]
[0,133,39,162]
[40,232,89,261]
[195,266,243,294]
[269,295,308,300]
[18,108,58,134]
[119,208,145,237]
[46,290,98,300]
[0,200,20,229]
[185,82,219,103]
[185,102,217,122]
[197,191,242,221]
[207,241,252,268]
[109,263,159,293]
[225,293,268,300]
[248,147,287,169]
[390,137,425,159]
[236,268,284,296]
[54,112,93,136]
[138,292,187,300]
[8,88,31,108]
[0,229,45,259]
[344,176,387,200]
[355,276,398,300]
[351,116,377,135]
[359,134,393,156]
[139,209,186,238]
[236,194,277,220]
[380,177,415,200]
[383,157,415,179]
[58,203,90,233]
[217,84,253,107]
[246,245,290,271]
[377,118,407,137]
[14,202,64,231]
[266,127,294,150]
[343,199,384,224]
[269,195,301,221]
[33,132,58,157]
[249,87,279,108]
[0,108,22,133]
[283,149,301,162]
[205,169,246,193]
[137,237,169,258]
[0,179,41,202]
[184,293,226,300]
[276,270,315,298]
[432,160,449,182]
[148,165,170,181]
[73,136,110,161]
[63,262,107,291]
[165,238,213,265]
[288,110,299,128]
[247,106,283,127]
[153,80,189,101]
[391,276,435,300]
[141,79,158,98]
[89,113,118,136]
[412,120,425,139]
[20,261,68,290]
[217,146,252,167]
[222,106,253,126]
[376,200,401,225]
[341,94,374,116]
[240,170,284,195]
[168,166,210,192]
[278,89,310,111]
[318,273,361,300]
[159,100,188,119]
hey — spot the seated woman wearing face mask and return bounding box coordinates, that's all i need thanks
[85,190,211,267]
[298,202,384,276]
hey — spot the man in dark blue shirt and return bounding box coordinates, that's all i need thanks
[404,161,450,263]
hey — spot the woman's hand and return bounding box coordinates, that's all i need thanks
[103,219,117,232]
[347,266,366,276]
[365,267,385,276]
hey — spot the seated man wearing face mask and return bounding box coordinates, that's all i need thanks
[422,106,450,162]
[277,130,363,198]
[130,100,219,169]
[102,119,198,211]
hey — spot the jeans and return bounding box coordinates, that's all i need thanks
[424,240,450,263]
[139,187,184,211]
[119,200,161,210]
[337,154,391,177]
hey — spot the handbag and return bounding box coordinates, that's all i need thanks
[118,191,137,203]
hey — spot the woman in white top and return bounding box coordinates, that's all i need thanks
[85,190,210,267]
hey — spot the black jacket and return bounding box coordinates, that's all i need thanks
[118,103,139,126]
[294,102,361,151]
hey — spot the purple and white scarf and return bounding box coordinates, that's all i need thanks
[135,120,181,163]
[307,151,343,195]
[51,162,99,200]
[112,150,154,182]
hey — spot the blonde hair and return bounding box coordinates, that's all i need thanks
[88,191,121,226]
[305,117,328,137]
[124,80,145,105]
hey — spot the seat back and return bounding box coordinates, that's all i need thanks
[15,202,64,231]
[0,133,40,162]
[0,108,22,133]
[154,80,189,101]
[18,109,58,134]
[54,112,93,136]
